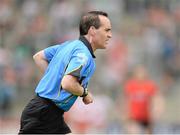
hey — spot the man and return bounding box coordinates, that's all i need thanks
[122,65,160,134]
[19,11,112,134]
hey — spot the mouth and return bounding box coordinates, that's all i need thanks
[105,40,109,44]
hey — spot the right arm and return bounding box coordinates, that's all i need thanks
[33,45,60,73]
[33,45,59,73]
[33,50,48,74]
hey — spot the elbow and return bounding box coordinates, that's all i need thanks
[61,76,70,90]
[33,52,40,61]
[33,51,44,61]
[61,75,83,96]
[33,53,38,60]
[61,75,78,90]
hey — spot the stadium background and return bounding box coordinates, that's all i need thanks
[0,0,180,133]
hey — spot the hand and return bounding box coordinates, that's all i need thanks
[82,91,93,105]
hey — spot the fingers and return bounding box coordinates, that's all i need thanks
[82,96,93,104]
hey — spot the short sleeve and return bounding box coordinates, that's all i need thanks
[65,50,89,80]
[44,45,60,62]
[124,81,131,94]
[149,81,158,96]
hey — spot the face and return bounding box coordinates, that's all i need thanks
[134,66,147,80]
[92,15,112,49]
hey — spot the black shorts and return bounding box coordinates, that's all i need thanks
[19,95,71,134]
[138,120,151,128]
[132,119,151,129]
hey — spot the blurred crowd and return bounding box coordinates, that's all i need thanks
[0,0,180,133]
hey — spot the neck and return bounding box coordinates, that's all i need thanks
[84,35,96,52]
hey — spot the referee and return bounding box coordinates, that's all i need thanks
[19,11,112,134]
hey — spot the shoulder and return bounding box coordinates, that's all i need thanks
[125,79,135,85]
[71,40,92,58]
[70,40,87,50]
[67,39,94,63]
[145,80,157,86]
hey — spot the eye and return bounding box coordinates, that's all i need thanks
[105,28,111,32]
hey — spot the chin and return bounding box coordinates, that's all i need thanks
[103,44,108,49]
[101,46,106,49]
[98,44,107,49]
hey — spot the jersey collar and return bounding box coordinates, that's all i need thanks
[79,36,96,58]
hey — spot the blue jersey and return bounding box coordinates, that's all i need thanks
[35,36,96,111]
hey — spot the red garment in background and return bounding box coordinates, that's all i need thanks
[125,79,157,122]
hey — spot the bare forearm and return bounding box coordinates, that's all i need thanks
[33,50,48,73]
[34,58,48,73]
[65,81,84,96]
[61,75,84,96]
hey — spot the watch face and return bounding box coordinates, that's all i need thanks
[80,88,88,97]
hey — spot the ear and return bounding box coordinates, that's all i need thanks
[89,26,96,36]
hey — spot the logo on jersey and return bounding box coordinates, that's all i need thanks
[76,53,88,66]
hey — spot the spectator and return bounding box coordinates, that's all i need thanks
[120,65,164,134]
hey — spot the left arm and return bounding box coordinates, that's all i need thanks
[61,74,93,104]
[82,91,93,104]
[61,74,85,96]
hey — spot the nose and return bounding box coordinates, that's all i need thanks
[108,31,112,38]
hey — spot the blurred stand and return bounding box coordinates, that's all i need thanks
[0,66,17,118]
[65,95,112,134]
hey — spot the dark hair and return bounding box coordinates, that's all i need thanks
[79,11,108,36]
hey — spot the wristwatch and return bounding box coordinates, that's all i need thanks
[80,88,88,97]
